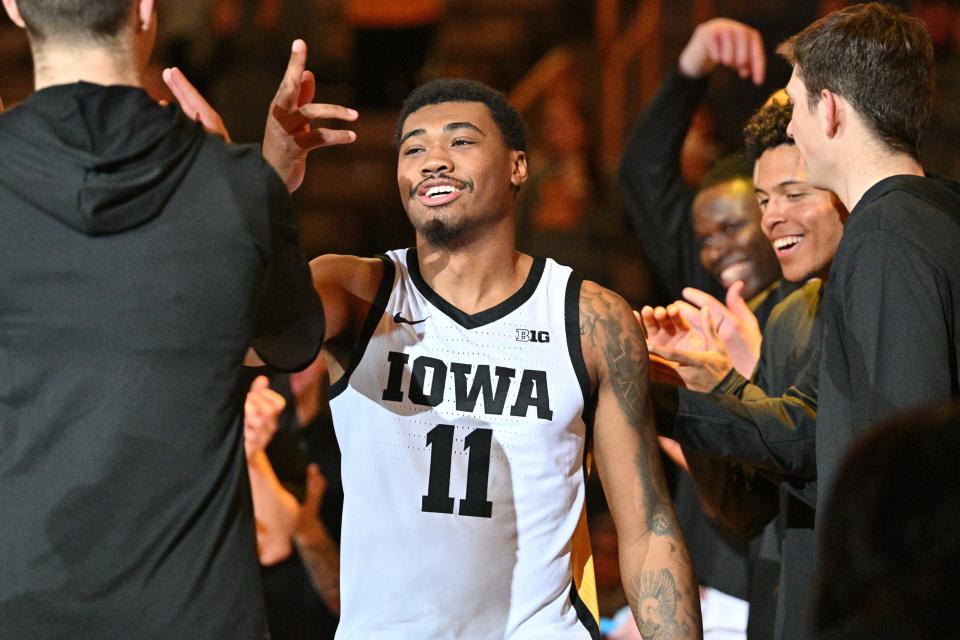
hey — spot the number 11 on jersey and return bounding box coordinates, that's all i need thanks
[422,425,494,518]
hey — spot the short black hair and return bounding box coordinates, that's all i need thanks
[697,153,754,194]
[743,101,794,161]
[16,0,133,43]
[778,2,933,159]
[395,79,527,152]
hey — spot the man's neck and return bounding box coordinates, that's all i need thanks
[833,147,924,213]
[415,235,532,316]
[32,43,141,91]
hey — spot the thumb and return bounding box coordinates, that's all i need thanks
[725,280,753,320]
[250,375,270,393]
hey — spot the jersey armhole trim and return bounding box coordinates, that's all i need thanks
[564,272,591,410]
[329,255,396,399]
[569,581,601,639]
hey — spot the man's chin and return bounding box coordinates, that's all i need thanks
[419,219,469,249]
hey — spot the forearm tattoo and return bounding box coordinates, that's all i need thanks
[580,284,702,639]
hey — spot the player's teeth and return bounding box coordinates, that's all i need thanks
[427,186,454,198]
[774,235,803,250]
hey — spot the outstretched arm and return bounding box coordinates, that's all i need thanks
[580,281,702,639]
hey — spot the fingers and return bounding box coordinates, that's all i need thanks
[718,25,734,68]
[673,299,702,330]
[697,306,721,349]
[162,67,205,117]
[682,286,733,323]
[298,102,359,123]
[690,19,764,84]
[274,39,309,111]
[658,436,689,472]
[303,463,328,510]
[639,306,658,336]
[162,67,231,142]
[244,376,286,432]
[666,303,691,332]
[748,28,766,85]
[297,70,316,109]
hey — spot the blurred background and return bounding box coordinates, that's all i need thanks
[5,0,959,309]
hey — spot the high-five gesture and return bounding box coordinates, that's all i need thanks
[264,39,359,192]
[677,17,765,85]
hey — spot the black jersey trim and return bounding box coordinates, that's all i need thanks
[406,247,546,329]
[569,581,601,639]
[329,255,396,399]
[564,272,591,407]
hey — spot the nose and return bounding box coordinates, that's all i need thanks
[761,198,785,237]
[421,146,452,176]
[786,117,795,141]
[701,237,730,270]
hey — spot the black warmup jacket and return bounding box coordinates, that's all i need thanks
[0,83,322,640]
[816,175,960,514]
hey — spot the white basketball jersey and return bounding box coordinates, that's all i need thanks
[330,248,599,639]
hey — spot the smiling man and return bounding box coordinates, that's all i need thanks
[644,97,847,639]
[305,79,701,639]
[778,2,960,531]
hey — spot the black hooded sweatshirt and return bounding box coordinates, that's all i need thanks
[0,83,322,639]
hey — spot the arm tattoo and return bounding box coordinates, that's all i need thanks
[580,284,676,537]
[634,570,693,640]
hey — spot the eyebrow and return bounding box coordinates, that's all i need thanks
[775,180,806,190]
[755,180,806,195]
[399,121,485,146]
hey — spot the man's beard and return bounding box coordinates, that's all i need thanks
[418,217,472,249]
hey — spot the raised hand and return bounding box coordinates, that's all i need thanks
[647,306,736,392]
[680,281,761,378]
[263,39,359,192]
[677,17,765,85]
[243,375,286,458]
[162,67,232,142]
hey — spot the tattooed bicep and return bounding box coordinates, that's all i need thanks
[578,280,649,402]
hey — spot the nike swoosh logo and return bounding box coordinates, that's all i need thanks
[393,312,429,326]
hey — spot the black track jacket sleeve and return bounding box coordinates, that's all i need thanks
[618,70,723,302]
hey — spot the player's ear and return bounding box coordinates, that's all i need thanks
[510,150,528,189]
[2,0,26,29]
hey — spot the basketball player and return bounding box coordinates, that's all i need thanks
[164,65,701,637]
[308,80,701,639]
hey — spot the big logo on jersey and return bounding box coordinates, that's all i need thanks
[381,351,554,419]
